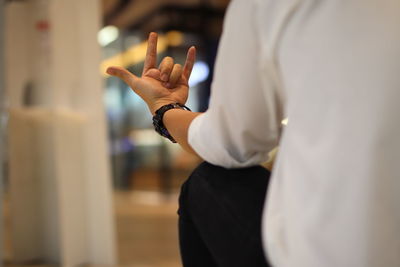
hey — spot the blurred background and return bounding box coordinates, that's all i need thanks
[0,0,229,266]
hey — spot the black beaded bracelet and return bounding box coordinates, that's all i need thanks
[152,103,191,143]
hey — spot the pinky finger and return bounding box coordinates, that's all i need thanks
[182,46,196,81]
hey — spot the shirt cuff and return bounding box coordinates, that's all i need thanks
[188,112,269,168]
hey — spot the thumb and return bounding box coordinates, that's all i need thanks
[106,66,139,88]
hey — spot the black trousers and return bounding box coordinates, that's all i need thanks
[178,162,271,267]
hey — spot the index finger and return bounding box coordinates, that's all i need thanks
[182,46,196,80]
[142,32,158,75]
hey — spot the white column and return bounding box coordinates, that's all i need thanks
[49,0,117,264]
[5,0,116,266]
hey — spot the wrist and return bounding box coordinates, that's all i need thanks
[150,99,182,115]
[152,103,191,143]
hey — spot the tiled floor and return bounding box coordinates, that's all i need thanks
[114,190,182,267]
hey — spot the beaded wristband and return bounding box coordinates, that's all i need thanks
[152,103,191,143]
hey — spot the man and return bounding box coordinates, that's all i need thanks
[107,0,400,266]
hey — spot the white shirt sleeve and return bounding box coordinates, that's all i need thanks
[188,0,284,168]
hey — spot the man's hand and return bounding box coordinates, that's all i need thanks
[106,32,196,115]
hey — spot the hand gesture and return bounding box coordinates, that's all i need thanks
[106,32,196,115]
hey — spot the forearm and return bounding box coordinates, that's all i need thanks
[163,109,202,156]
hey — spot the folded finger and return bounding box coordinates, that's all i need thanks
[168,64,183,87]
[159,56,174,82]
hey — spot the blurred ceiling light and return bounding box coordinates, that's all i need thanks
[189,61,210,87]
[98,25,119,47]
[166,31,184,47]
[281,118,289,126]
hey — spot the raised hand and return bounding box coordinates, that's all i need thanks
[106,32,196,115]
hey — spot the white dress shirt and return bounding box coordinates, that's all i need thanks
[188,0,400,266]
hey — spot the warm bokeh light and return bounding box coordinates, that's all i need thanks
[98,25,119,47]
